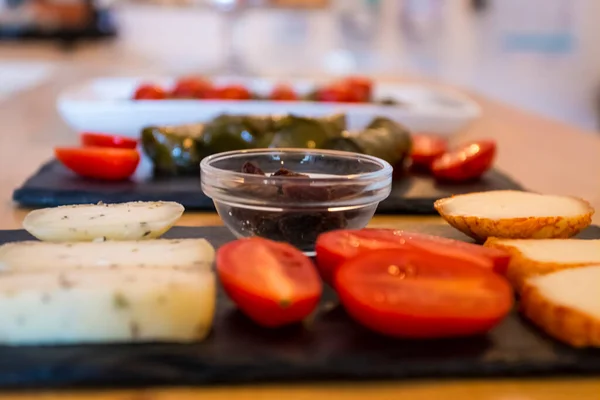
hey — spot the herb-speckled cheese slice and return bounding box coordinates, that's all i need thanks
[0,239,214,272]
[0,267,215,345]
[23,201,184,242]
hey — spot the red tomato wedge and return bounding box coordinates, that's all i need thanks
[81,132,138,149]
[315,229,510,286]
[133,84,166,100]
[432,140,496,182]
[217,237,322,328]
[216,84,251,100]
[342,76,373,102]
[410,134,448,169]
[335,249,513,338]
[170,77,213,99]
[270,84,298,101]
[55,147,140,181]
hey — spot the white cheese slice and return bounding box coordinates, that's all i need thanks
[0,267,215,345]
[0,239,215,272]
[528,266,600,320]
[489,239,600,264]
[23,201,184,242]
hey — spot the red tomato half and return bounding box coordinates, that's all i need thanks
[55,147,140,181]
[318,82,361,103]
[81,132,138,149]
[170,77,213,99]
[216,84,251,100]
[342,76,373,102]
[270,84,298,101]
[133,84,166,100]
[432,140,496,182]
[335,249,513,338]
[217,237,322,327]
[410,134,448,169]
[315,229,510,286]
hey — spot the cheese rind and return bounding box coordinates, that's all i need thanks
[0,267,215,345]
[484,238,600,290]
[0,239,215,272]
[23,201,184,242]
[435,191,594,241]
[521,266,600,348]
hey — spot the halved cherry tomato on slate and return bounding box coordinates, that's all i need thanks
[315,229,510,286]
[81,132,138,149]
[133,84,167,100]
[217,84,252,100]
[170,77,213,99]
[334,248,513,338]
[342,76,373,102]
[55,147,140,181]
[432,140,496,182]
[270,84,298,101]
[410,134,448,169]
[217,237,322,328]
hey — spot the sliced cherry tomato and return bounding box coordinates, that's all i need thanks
[80,132,138,149]
[318,82,361,103]
[270,84,298,101]
[342,76,373,102]
[216,84,252,100]
[133,84,167,100]
[55,147,140,181]
[217,237,322,327]
[410,134,448,169]
[432,140,496,182]
[170,77,213,99]
[315,229,510,286]
[335,248,513,338]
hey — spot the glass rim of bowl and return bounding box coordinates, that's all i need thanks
[200,148,393,209]
[201,148,393,182]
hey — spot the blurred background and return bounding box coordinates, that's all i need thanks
[1,0,600,130]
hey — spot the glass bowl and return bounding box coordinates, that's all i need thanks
[200,148,392,253]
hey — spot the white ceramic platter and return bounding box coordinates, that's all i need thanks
[57,76,481,138]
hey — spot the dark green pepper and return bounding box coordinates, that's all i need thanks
[200,114,274,153]
[326,117,412,167]
[141,124,205,176]
[268,114,346,149]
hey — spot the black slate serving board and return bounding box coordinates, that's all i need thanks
[0,224,599,390]
[13,160,523,214]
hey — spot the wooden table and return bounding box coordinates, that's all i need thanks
[1,43,600,399]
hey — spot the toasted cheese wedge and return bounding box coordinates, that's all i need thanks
[0,239,215,272]
[435,190,593,242]
[0,267,215,345]
[23,201,184,242]
[484,238,600,291]
[520,266,600,348]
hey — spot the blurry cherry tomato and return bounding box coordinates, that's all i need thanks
[315,228,509,286]
[55,147,140,181]
[217,237,322,328]
[270,84,298,101]
[342,76,373,102]
[81,132,138,149]
[318,82,360,103]
[133,84,166,100]
[410,134,448,169]
[432,140,496,182]
[335,248,513,338]
[170,77,213,99]
[217,84,251,100]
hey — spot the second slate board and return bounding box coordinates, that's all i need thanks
[0,224,597,390]
[13,160,523,214]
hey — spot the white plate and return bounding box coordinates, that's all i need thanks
[57,76,481,138]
